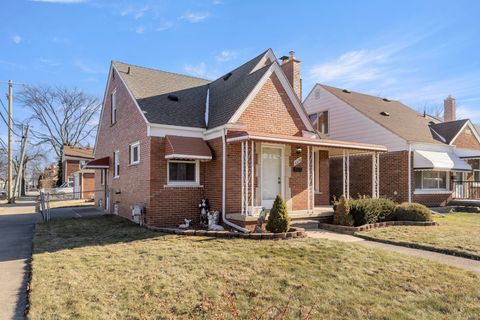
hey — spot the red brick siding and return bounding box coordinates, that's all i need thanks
[94,68,150,220]
[452,126,480,150]
[64,160,80,183]
[331,151,457,207]
[237,73,307,136]
[288,146,308,210]
[204,137,223,212]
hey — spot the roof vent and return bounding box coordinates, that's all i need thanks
[127,66,131,74]
[168,95,179,102]
[342,89,351,93]
[382,98,390,102]
[223,72,232,81]
[429,121,435,125]
[380,111,390,117]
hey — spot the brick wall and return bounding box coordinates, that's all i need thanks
[237,73,307,136]
[315,151,330,205]
[94,67,151,220]
[452,126,480,150]
[64,160,80,183]
[330,151,457,207]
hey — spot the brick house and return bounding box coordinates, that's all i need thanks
[63,145,95,199]
[304,85,480,207]
[87,50,385,230]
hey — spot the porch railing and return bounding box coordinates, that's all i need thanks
[452,181,480,200]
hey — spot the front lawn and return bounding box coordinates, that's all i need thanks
[29,216,480,319]
[358,212,480,259]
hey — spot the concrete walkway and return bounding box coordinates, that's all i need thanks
[0,199,102,320]
[306,229,480,273]
[0,198,39,320]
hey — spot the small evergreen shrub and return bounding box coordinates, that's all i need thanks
[266,195,291,233]
[333,195,354,226]
[392,202,432,221]
[349,197,397,226]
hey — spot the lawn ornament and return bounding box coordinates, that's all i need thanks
[178,219,191,229]
[198,198,210,226]
[208,211,224,231]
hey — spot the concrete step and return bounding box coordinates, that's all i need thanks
[291,219,320,230]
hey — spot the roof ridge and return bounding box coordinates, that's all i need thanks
[209,49,270,84]
[319,83,400,103]
[112,60,211,82]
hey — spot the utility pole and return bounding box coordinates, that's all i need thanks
[13,125,29,199]
[7,80,13,204]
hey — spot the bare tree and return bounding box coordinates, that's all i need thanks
[422,103,444,120]
[17,86,101,157]
[13,145,47,195]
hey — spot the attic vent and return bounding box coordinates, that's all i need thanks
[380,111,390,117]
[383,98,390,102]
[223,72,232,81]
[168,95,179,102]
[342,89,351,93]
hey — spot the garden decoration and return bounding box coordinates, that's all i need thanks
[207,211,224,231]
[198,198,210,226]
[178,219,191,229]
[254,208,266,233]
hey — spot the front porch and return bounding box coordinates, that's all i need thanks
[224,130,386,228]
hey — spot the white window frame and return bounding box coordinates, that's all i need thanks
[111,90,117,124]
[113,150,120,178]
[471,159,480,182]
[129,141,140,165]
[414,170,450,194]
[166,160,200,186]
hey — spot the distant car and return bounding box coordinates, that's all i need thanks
[0,190,6,200]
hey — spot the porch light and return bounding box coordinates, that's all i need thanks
[296,147,302,154]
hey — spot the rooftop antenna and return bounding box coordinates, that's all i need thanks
[127,66,131,74]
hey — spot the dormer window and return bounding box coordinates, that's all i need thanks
[309,111,329,134]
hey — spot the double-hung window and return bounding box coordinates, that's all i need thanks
[129,142,140,165]
[113,151,120,178]
[111,90,117,124]
[309,111,329,134]
[167,160,199,186]
[415,171,447,191]
[472,159,480,182]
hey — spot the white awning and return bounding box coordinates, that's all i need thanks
[414,150,472,172]
[454,148,480,159]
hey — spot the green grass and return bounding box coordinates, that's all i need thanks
[29,216,480,320]
[358,213,480,258]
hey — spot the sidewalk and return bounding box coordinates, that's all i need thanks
[0,199,39,320]
[306,229,480,273]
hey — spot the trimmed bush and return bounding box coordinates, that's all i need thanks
[266,195,291,233]
[333,195,354,226]
[392,202,432,221]
[349,198,397,226]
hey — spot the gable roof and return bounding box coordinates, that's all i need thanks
[113,61,210,128]
[319,84,443,144]
[63,145,94,159]
[112,49,275,130]
[430,119,469,144]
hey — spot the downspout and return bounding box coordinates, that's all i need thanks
[408,144,412,203]
[222,128,249,233]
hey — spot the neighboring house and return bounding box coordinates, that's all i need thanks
[63,145,95,199]
[304,85,480,207]
[86,49,385,230]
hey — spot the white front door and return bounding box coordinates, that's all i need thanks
[261,146,283,209]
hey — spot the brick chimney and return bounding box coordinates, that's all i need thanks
[280,51,302,100]
[444,95,456,122]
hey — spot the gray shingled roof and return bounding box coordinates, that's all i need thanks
[430,120,469,144]
[112,50,272,129]
[320,84,443,144]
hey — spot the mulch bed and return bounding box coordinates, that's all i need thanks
[319,221,437,235]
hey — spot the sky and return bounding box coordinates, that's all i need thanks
[1,0,480,157]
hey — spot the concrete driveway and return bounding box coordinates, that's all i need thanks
[0,199,103,320]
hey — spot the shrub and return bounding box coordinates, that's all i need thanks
[349,197,397,226]
[392,202,432,221]
[333,195,354,226]
[266,195,291,233]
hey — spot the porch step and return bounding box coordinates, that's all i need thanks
[449,199,480,208]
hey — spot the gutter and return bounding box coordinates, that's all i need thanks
[222,128,249,233]
[408,143,412,203]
